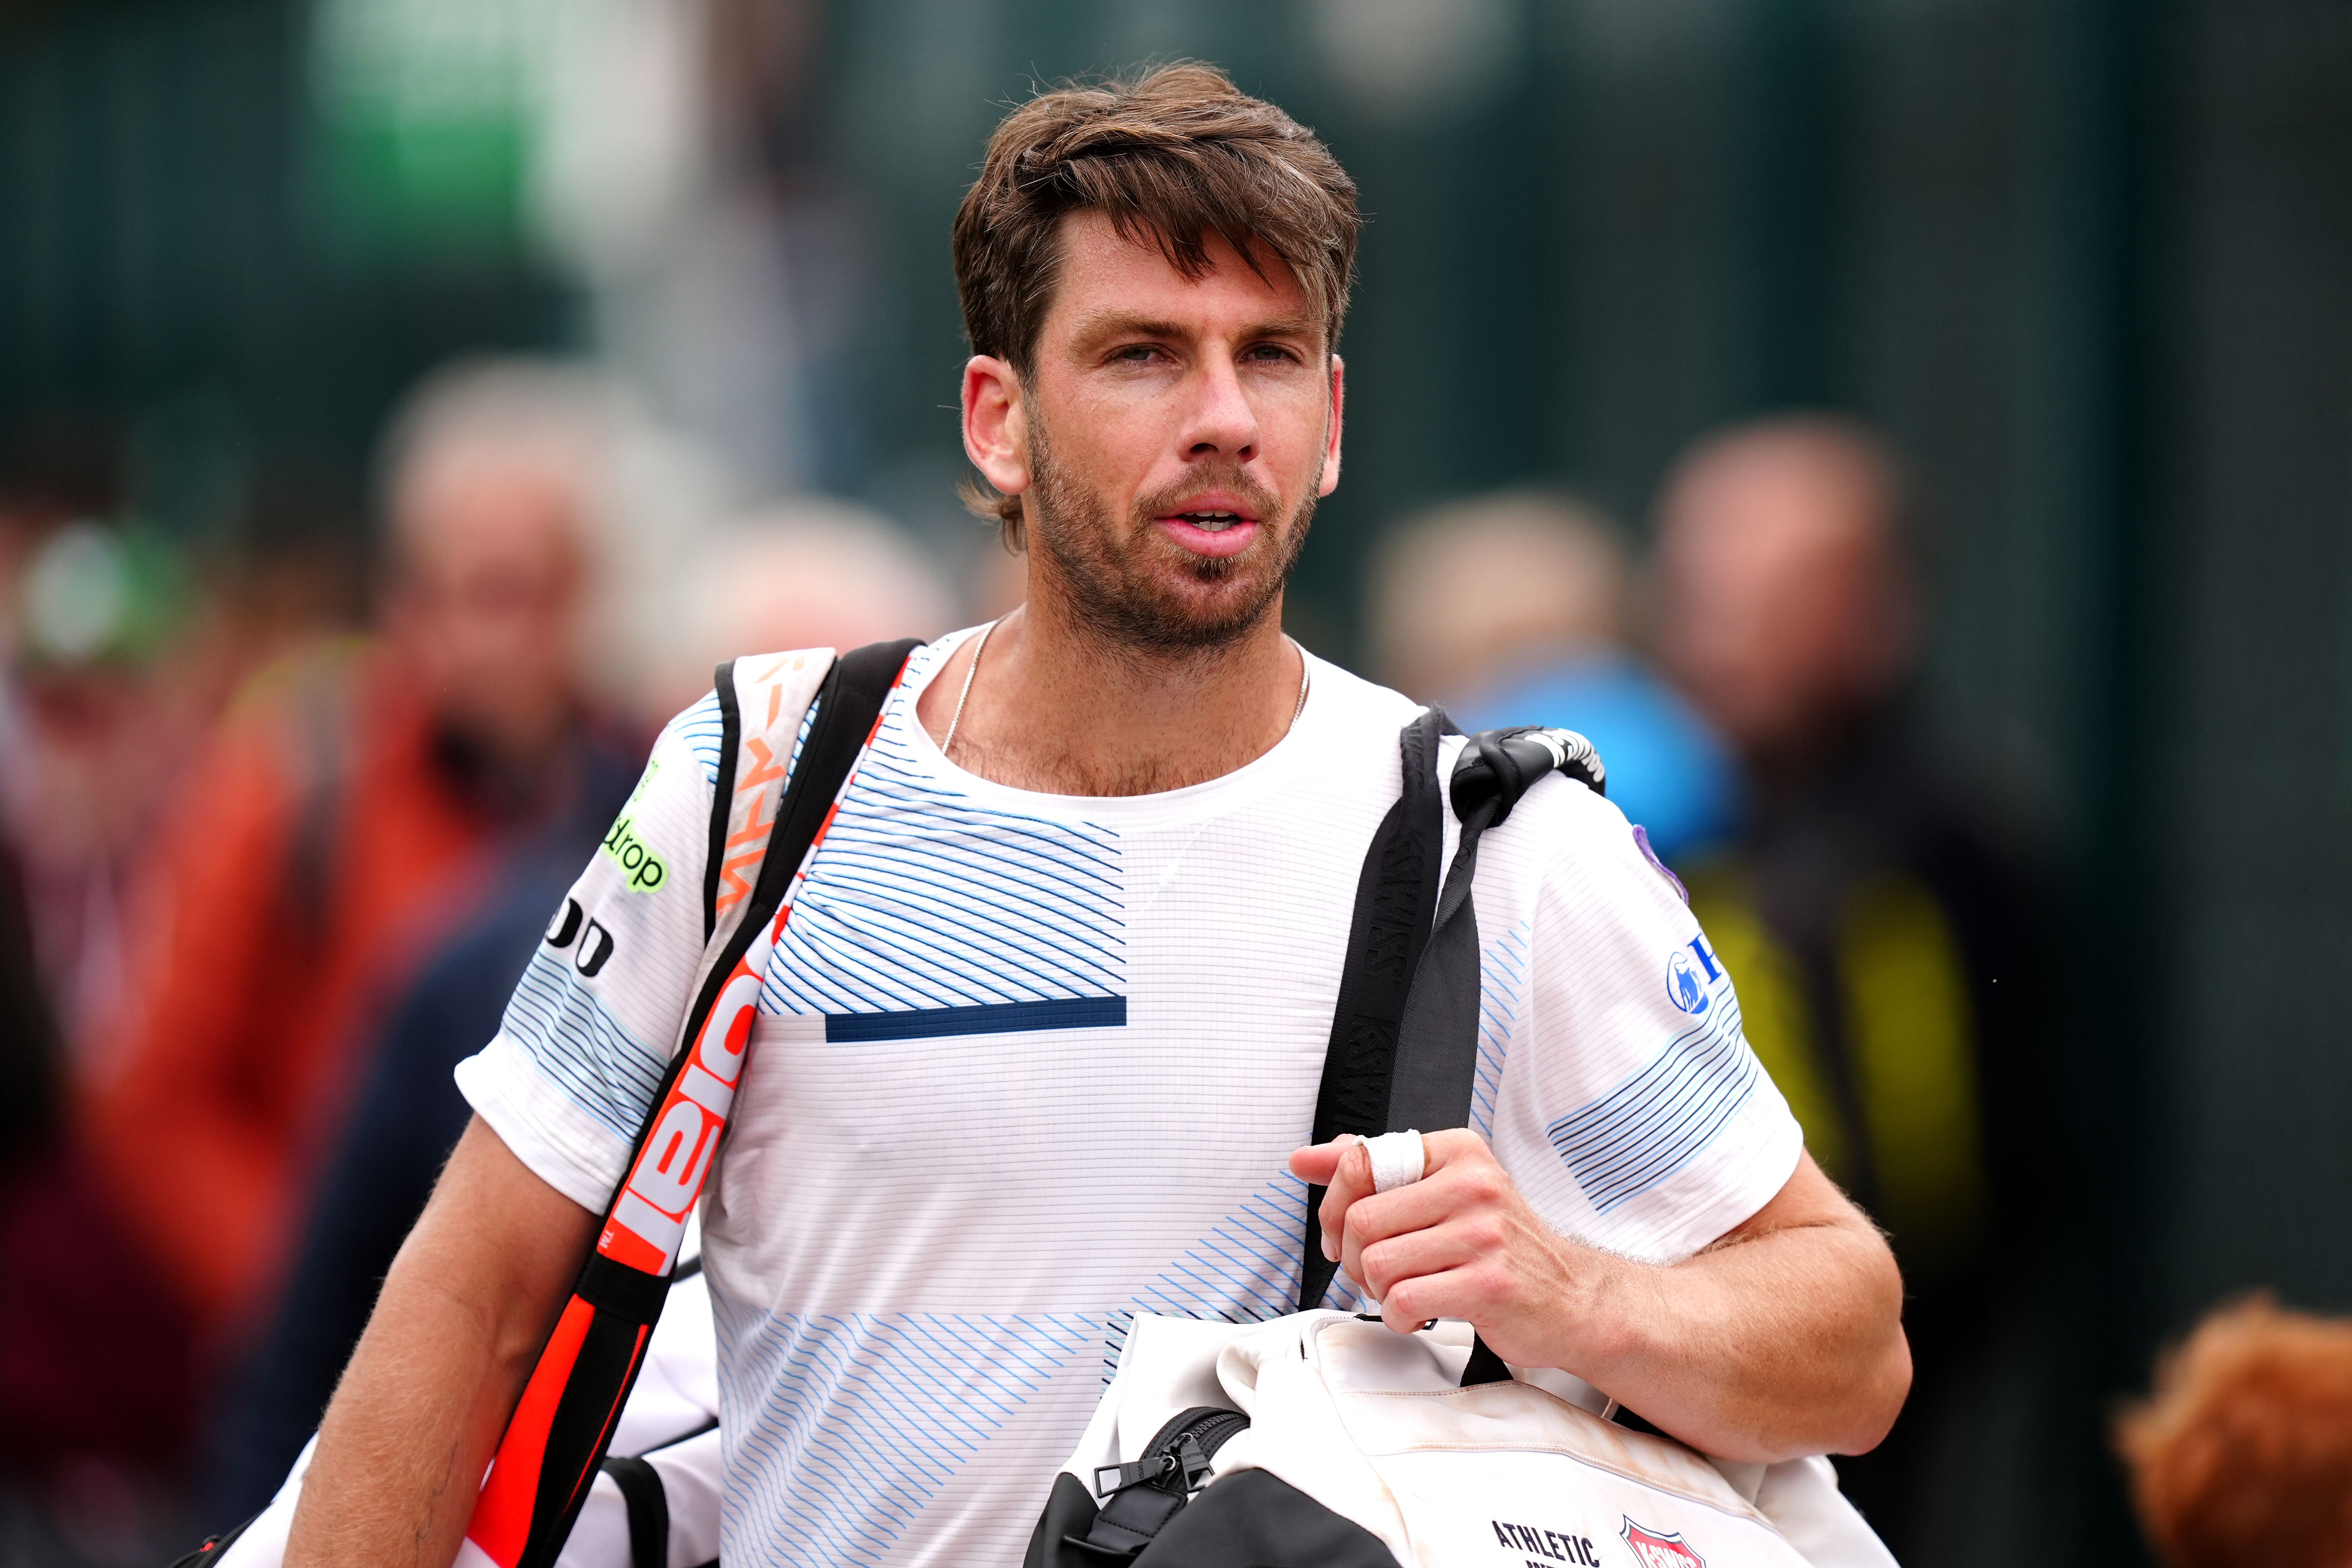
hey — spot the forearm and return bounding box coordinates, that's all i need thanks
[286,1268,535,1566]
[1557,1211,1910,1462]
[286,1119,595,1568]
[1309,1137,1910,1465]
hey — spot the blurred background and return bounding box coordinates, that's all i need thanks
[1,0,2346,1564]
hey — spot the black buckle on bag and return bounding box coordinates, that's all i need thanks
[1094,1434,1215,1500]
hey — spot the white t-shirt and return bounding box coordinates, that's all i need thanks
[457,631,1802,1568]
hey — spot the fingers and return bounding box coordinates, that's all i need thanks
[1378,1262,1497,1336]
[1418,1127,1493,1173]
[1355,1215,1493,1306]
[1297,1129,1503,1274]
[1336,1175,1464,1285]
[1303,1137,1377,1262]
[1286,1138,1348,1186]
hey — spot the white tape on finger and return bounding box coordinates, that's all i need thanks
[1365,1130,1427,1193]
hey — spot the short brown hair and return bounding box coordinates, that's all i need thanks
[952,62,1359,546]
[2115,1295,2352,1568]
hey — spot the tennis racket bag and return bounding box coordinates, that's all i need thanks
[202,1235,722,1568]
[1024,719,1899,1568]
[179,636,902,1568]
[461,639,920,1568]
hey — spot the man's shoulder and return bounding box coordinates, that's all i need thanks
[1475,753,1688,922]
[651,645,842,793]
[1301,652,1426,736]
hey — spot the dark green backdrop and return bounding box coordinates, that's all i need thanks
[6,1,2350,1561]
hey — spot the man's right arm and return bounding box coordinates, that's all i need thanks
[285,1116,597,1568]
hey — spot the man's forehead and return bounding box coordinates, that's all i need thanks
[1045,210,1317,340]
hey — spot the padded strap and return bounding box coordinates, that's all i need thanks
[1305,718,1605,1372]
[473,640,920,1568]
[699,659,746,942]
[1299,709,1450,1311]
[1392,723,1607,1134]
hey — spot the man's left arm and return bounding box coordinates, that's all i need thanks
[1289,1134,1910,1465]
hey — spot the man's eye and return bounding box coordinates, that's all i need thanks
[1113,344,1167,364]
[1244,344,1302,364]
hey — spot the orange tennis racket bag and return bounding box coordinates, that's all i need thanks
[463,639,918,1568]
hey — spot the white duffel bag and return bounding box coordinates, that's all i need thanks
[1034,1309,1897,1568]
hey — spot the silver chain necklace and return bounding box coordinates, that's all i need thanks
[939,620,1311,763]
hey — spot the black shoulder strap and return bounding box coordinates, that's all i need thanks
[1299,709,1450,1311]
[713,639,918,976]
[699,659,746,942]
[479,638,918,1568]
[1299,720,1605,1316]
[1393,723,1607,1137]
[658,639,919,1182]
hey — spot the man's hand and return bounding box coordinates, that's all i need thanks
[1288,1134,1910,1464]
[1290,1130,1596,1365]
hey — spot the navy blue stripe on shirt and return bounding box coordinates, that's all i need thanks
[824,995,1127,1043]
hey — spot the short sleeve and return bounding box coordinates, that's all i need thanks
[1485,781,1804,1265]
[454,694,727,1211]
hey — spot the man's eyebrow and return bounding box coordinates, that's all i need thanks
[1069,310,1323,346]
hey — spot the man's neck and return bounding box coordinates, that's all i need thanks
[913,595,1304,797]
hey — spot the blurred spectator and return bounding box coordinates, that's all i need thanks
[2115,1295,2352,1568]
[1369,490,1736,859]
[1650,414,2050,1555]
[642,497,953,722]
[204,502,946,1517]
[80,359,638,1349]
[0,434,210,1541]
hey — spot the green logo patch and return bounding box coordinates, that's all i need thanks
[601,814,670,893]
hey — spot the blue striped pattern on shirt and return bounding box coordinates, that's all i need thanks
[713,1297,1096,1567]
[1545,992,1759,1212]
[499,948,668,1143]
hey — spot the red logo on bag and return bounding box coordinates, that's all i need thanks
[1622,1520,1705,1568]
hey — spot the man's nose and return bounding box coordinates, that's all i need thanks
[1180,356,1260,463]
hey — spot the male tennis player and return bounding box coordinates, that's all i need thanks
[287,64,1907,1567]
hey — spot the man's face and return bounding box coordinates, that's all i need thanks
[387,451,586,758]
[1651,443,1908,759]
[966,211,1343,652]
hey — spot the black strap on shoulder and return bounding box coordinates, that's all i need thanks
[734,641,916,940]
[500,641,919,1568]
[1299,709,1451,1311]
[1390,726,1605,1137]
[1301,719,1605,1361]
[699,658,745,942]
[667,639,920,1115]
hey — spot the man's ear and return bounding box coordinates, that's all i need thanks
[963,355,1031,498]
[1317,354,1345,498]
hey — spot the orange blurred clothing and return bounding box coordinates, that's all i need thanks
[82,646,498,1335]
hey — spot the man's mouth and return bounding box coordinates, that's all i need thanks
[1155,502,1264,559]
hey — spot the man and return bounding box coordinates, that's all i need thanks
[289,66,1907,1567]
[1650,415,2050,1553]
[84,360,635,1339]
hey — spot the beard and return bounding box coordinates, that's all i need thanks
[1023,414,1318,657]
